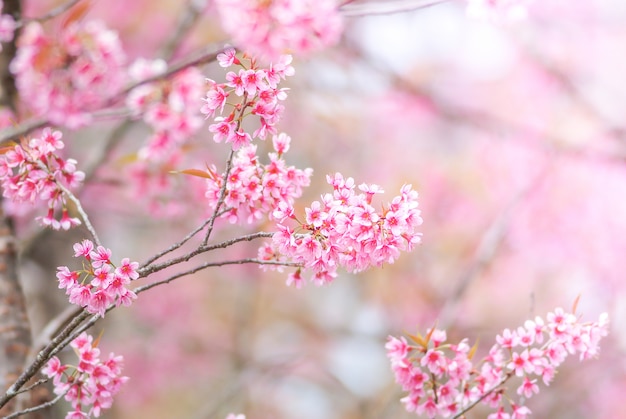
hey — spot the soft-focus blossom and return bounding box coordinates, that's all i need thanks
[466,0,531,22]
[11,21,126,128]
[214,0,343,59]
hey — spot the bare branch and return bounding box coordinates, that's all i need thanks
[19,0,83,26]
[139,231,274,276]
[340,0,449,17]
[3,386,66,419]
[136,258,302,294]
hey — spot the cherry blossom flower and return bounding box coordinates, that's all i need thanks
[387,308,609,417]
[0,129,84,230]
[43,332,128,418]
[57,240,138,317]
[265,173,422,286]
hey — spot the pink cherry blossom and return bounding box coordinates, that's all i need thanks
[43,333,128,418]
[387,308,608,418]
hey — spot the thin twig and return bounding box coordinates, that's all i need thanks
[0,311,90,409]
[340,0,450,17]
[0,46,225,144]
[138,231,274,276]
[10,378,47,397]
[55,182,101,247]
[3,386,67,419]
[159,0,206,59]
[19,0,83,26]
[136,258,302,294]
[452,373,512,418]
[140,218,214,268]
[202,149,235,246]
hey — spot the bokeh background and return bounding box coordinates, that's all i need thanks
[15,0,626,418]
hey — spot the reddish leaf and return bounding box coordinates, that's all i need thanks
[61,0,93,30]
[174,169,213,179]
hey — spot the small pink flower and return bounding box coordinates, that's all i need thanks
[73,240,94,258]
[115,258,139,281]
[217,47,239,67]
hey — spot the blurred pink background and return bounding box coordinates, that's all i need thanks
[18,0,626,418]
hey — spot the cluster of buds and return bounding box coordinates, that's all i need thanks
[201,48,294,150]
[0,128,84,230]
[263,173,422,286]
[386,307,609,418]
[43,332,128,418]
[56,240,138,317]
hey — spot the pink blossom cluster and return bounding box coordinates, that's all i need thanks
[466,0,532,22]
[225,415,245,419]
[124,60,206,216]
[263,173,422,287]
[214,0,343,59]
[386,308,609,418]
[42,332,128,418]
[56,240,138,317]
[205,133,312,223]
[126,59,205,161]
[0,1,16,50]
[11,21,126,128]
[0,128,84,230]
[201,48,294,150]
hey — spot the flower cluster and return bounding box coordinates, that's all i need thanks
[0,128,84,230]
[124,59,206,216]
[56,240,138,317]
[11,20,126,128]
[466,0,531,22]
[126,59,205,161]
[386,308,609,418]
[201,48,294,150]
[205,134,312,224]
[263,173,422,287]
[214,0,343,59]
[225,415,245,419]
[42,332,128,418]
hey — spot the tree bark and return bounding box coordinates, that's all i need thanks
[0,1,40,416]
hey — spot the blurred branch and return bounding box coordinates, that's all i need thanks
[0,310,90,410]
[159,0,207,59]
[3,382,64,419]
[437,167,547,328]
[342,39,626,166]
[19,0,83,26]
[0,45,224,144]
[340,0,450,17]
[136,258,301,294]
